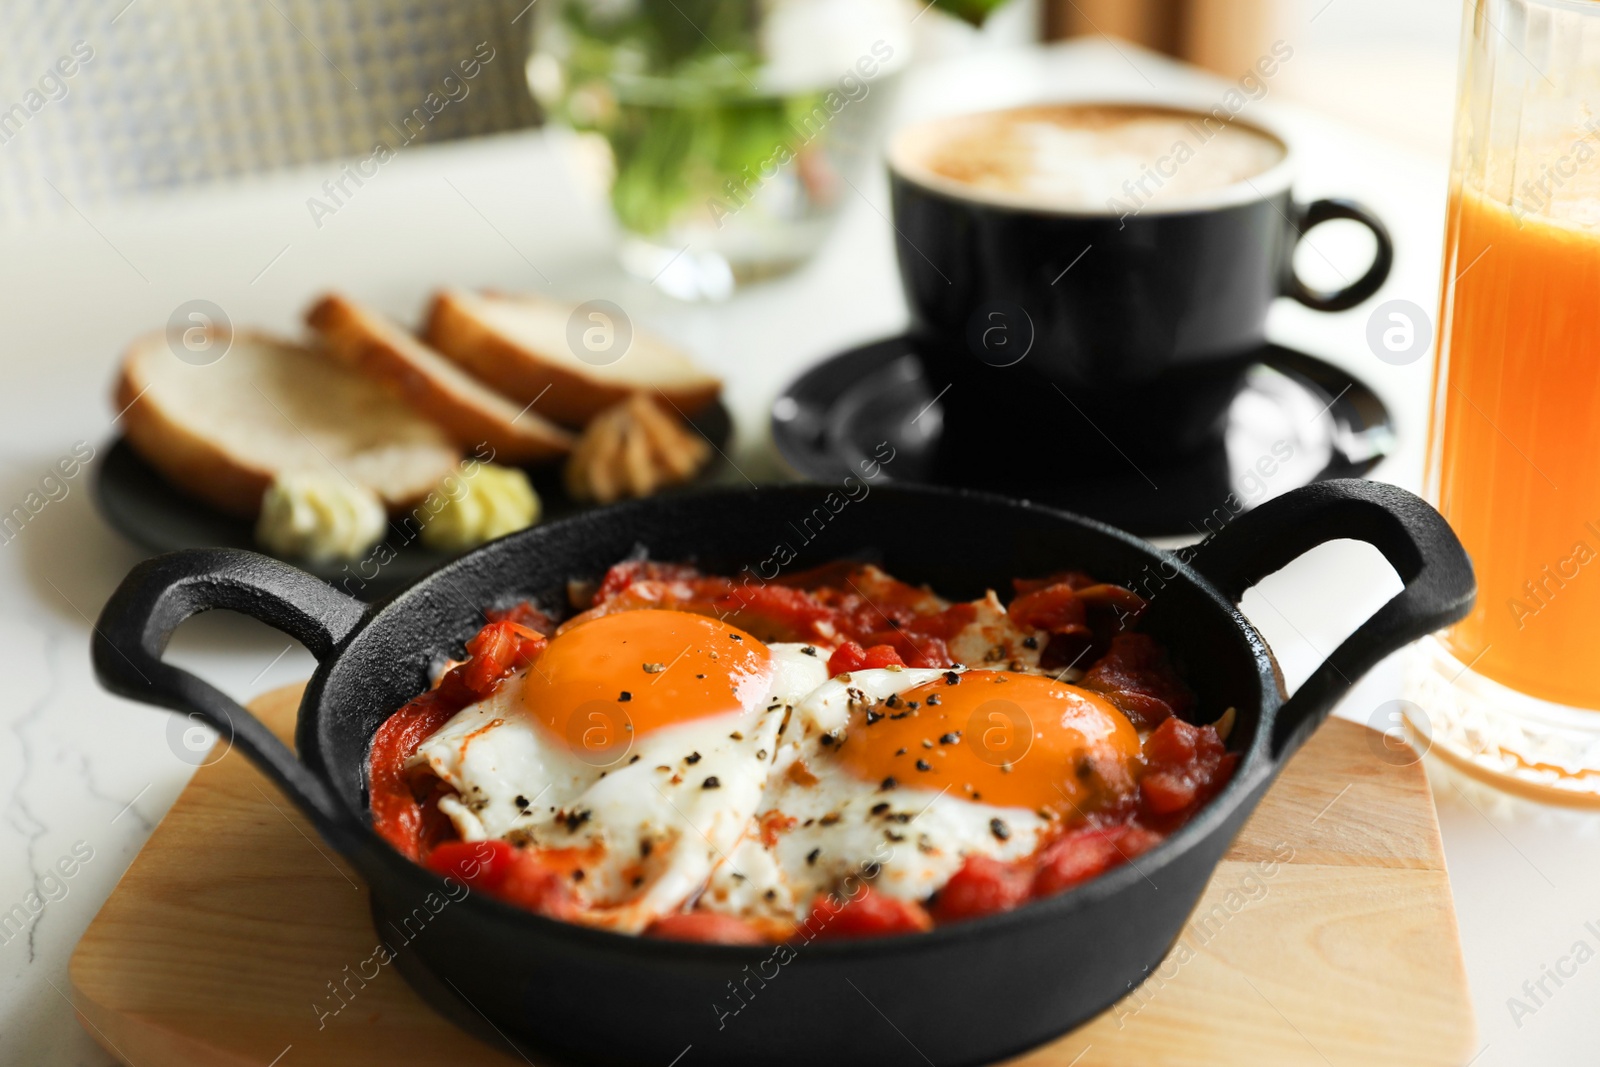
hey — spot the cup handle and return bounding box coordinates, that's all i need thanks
[1282,198,1394,312]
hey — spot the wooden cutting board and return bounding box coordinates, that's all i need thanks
[69,683,1476,1067]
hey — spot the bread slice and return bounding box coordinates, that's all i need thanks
[307,294,574,465]
[116,329,461,518]
[422,289,722,428]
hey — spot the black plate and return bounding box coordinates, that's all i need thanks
[772,336,1394,537]
[93,399,733,598]
[93,480,1472,1067]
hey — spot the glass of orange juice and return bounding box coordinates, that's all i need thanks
[1412,0,1600,800]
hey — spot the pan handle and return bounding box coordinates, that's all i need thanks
[93,549,368,850]
[1185,480,1474,761]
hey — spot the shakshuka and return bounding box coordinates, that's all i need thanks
[369,560,1236,943]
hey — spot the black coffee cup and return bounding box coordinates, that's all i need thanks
[887,103,1392,404]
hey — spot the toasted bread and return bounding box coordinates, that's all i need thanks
[422,289,722,428]
[116,329,462,518]
[306,293,574,465]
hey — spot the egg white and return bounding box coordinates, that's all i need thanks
[411,642,828,931]
[700,667,1052,923]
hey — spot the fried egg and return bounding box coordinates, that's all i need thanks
[701,666,1141,922]
[411,609,828,932]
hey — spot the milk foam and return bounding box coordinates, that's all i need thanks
[892,105,1287,212]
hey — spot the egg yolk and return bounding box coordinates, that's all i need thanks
[522,610,772,760]
[833,670,1140,814]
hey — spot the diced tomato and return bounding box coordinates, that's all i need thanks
[646,912,769,944]
[368,689,463,861]
[485,600,557,633]
[803,885,933,940]
[827,640,865,675]
[425,839,519,890]
[1008,583,1090,637]
[1013,571,1096,596]
[593,560,705,603]
[773,560,871,590]
[459,620,546,697]
[827,640,907,676]
[930,854,1033,923]
[1072,583,1148,620]
[496,851,580,920]
[1139,718,1237,820]
[716,584,838,641]
[863,631,948,670]
[861,643,908,670]
[576,570,837,643]
[1080,633,1194,728]
[1031,825,1162,898]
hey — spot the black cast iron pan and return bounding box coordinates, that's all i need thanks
[91,479,1472,1067]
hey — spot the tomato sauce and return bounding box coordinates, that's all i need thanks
[367,560,1236,941]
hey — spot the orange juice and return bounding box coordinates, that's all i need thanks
[1430,189,1600,709]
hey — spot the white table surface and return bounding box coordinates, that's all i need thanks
[2,37,1595,1067]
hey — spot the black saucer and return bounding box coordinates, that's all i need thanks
[95,399,732,601]
[772,337,1394,538]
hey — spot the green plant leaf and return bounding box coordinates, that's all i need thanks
[930,0,1011,26]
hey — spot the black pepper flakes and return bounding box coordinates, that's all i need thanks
[618,691,632,702]
[916,759,932,772]
[864,710,884,725]
[907,701,920,710]
[990,817,1011,841]
[944,671,961,685]
[629,754,641,764]
[939,732,960,745]
[1022,635,1039,650]
[514,795,530,811]
[696,673,706,680]
[895,747,907,756]
[728,633,742,641]
[880,776,897,791]
[925,693,941,706]
[686,752,702,764]
[640,840,654,858]
[702,776,721,789]
[885,693,902,709]
[820,732,838,746]
[806,847,821,866]
[572,869,586,881]
[801,646,817,656]
[819,812,841,826]
[870,802,890,815]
